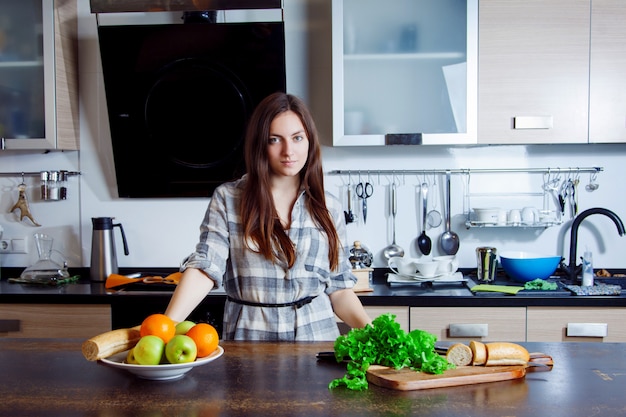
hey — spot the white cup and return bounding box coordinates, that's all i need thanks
[497,209,508,225]
[508,209,521,224]
[388,257,417,276]
[414,261,441,278]
[433,255,459,274]
[521,207,540,224]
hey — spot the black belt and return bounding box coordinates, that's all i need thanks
[226,295,317,309]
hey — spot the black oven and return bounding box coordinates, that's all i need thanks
[97,20,286,198]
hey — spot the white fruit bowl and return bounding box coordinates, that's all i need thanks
[100,345,224,380]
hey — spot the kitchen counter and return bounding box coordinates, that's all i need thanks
[2,267,625,306]
[1,338,625,416]
[1,267,625,331]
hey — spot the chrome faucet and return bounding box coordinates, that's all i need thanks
[563,208,625,281]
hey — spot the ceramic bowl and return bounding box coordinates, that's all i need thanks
[473,208,501,223]
[499,251,562,282]
[101,346,224,380]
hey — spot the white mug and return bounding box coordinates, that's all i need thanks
[522,207,539,224]
[388,256,417,276]
[497,209,508,225]
[433,255,459,274]
[508,209,522,224]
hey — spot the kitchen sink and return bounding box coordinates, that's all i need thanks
[594,277,626,289]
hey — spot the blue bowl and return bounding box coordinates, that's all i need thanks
[499,251,562,283]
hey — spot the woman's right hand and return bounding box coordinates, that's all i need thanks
[165,268,215,323]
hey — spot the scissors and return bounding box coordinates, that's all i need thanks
[355,182,373,224]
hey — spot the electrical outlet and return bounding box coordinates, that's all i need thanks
[0,238,27,254]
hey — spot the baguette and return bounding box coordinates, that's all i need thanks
[446,343,473,366]
[469,340,487,366]
[81,326,141,361]
[485,342,530,366]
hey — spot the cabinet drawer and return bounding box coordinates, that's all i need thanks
[527,307,626,342]
[409,307,526,342]
[336,306,409,333]
[0,304,111,338]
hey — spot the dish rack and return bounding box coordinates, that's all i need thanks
[462,168,601,229]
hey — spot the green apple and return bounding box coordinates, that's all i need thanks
[165,335,198,364]
[126,347,139,364]
[175,320,196,335]
[133,335,165,365]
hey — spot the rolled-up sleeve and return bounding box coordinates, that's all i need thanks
[180,184,234,288]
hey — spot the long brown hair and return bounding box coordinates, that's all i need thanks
[239,92,340,270]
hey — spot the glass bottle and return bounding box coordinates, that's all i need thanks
[40,170,49,200]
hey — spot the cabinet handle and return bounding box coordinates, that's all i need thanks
[449,323,488,338]
[0,319,21,333]
[513,116,553,129]
[566,323,608,338]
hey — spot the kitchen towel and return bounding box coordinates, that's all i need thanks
[470,284,525,295]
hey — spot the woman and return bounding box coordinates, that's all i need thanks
[165,92,371,340]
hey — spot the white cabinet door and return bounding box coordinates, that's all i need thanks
[589,0,626,143]
[331,0,478,146]
[478,0,590,144]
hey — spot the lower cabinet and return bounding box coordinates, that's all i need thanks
[337,306,409,334]
[365,306,409,332]
[0,304,111,338]
[409,307,526,342]
[527,307,626,342]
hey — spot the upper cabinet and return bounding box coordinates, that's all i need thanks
[478,0,591,144]
[589,0,626,143]
[479,0,626,145]
[0,0,78,151]
[331,0,478,146]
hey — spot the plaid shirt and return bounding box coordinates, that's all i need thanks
[181,176,356,341]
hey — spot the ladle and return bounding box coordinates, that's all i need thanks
[383,181,405,259]
[417,183,432,255]
[439,171,460,255]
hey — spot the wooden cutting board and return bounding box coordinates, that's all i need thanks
[366,364,526,391]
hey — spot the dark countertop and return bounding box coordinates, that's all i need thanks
[3,267,625,332]
[1,267,625,307]
[1,338,625,417]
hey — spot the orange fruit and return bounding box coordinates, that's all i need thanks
[140,313,176,343]
[186,323,219,357]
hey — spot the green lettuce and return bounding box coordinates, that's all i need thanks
[329,313,454,390]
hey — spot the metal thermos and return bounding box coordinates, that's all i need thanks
[90,217,129,282]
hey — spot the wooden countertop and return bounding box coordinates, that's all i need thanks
[1,339,625,416]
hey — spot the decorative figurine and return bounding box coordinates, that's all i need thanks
[10,183,41,226]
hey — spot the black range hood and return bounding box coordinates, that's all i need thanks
[90,0,282,14]
[94,2,286,198]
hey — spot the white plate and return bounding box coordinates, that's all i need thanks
[387,272,466,285]
[101,345,224,380]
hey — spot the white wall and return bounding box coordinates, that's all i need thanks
[1,0,625,272]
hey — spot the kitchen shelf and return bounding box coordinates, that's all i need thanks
[465,220,563,229]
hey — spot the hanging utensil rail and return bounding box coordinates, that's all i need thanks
[0,171,81,177]
[328,167,602,176]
